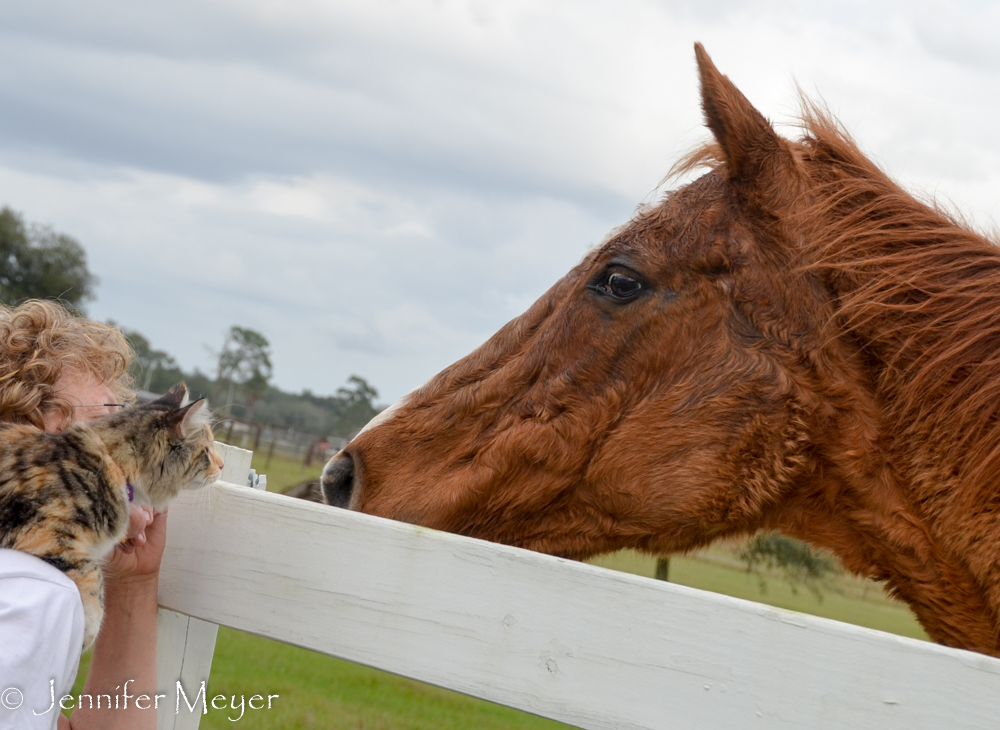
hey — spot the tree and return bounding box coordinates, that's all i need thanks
[334,375,380,436]
[121,328,181,392]
[294,375,381,436]
[0,207,96,311]
[336,375,378,409]
[738,532,838,599]
[213,326,273,417]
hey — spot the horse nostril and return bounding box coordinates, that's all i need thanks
[321,452,356,508]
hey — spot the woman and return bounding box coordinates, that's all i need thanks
[0,299,163,730]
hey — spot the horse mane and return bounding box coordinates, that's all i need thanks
[795,105,1000,489]
[676,100,1000,489]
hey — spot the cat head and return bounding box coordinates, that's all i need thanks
[94,383,224,510]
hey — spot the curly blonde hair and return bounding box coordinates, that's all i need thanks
[0,300,135,428]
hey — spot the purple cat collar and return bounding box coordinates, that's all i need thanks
[127,480,134,503]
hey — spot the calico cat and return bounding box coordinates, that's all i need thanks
[0,383,224,648]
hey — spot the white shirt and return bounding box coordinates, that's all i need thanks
[0,548,85,730]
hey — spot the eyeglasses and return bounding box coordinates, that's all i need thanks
[71,403,129,409]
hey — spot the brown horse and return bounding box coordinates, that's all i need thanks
[323,45,1000,656]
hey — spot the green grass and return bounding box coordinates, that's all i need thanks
[200,629,572,730]
[68,630,571,729]
[66,650,90,718]
[216,439,324,493]
[250,451,323,494]
[590,548,927,641]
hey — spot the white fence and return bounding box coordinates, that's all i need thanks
[154,444,1000,729]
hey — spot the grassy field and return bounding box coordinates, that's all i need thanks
[200,629,574,730]
[68,448,927,727]
[249,450,323,494]
[212,438,325,494]
[591,548,927,641]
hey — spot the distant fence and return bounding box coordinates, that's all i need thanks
[137,391,348,468]
[154,444,1000,729]
[214,418,347,468]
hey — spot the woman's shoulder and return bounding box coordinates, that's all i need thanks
[0,549,86,722]
[0,548,81,593]
[0,548,85,647]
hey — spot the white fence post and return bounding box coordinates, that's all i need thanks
[156,443,255,730]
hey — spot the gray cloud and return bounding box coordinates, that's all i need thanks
[0,0,997,402]
[0,2,643,216]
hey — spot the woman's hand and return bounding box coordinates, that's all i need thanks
[103,506,168,585]
[123,504,154,548]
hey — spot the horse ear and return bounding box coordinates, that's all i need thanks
[694,43,790,186]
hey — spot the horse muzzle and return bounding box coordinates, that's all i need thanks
[321,451,356,508]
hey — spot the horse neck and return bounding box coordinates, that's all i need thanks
[766,457,1000,654]
[768,222,1000,653]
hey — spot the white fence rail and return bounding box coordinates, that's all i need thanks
[155,445,1000,729]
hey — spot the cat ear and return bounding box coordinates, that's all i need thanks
[159,382,190,409]
[170,398,207,438]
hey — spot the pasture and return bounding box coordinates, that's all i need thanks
[249,450,324,494]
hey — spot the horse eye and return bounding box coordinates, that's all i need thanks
[607,272,642,300]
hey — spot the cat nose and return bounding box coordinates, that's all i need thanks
[321,451,355,508]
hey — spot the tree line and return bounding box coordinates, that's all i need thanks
[125,324,381,438]
[0,206,381,439]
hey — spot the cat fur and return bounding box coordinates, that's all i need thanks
[0,383,223,648]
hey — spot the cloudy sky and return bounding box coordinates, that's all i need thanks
[1,0,997,404]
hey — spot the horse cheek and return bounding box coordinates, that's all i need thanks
[585,391,808,552]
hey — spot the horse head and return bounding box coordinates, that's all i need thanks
[326,45,861,556]
[323,44,1000,654]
